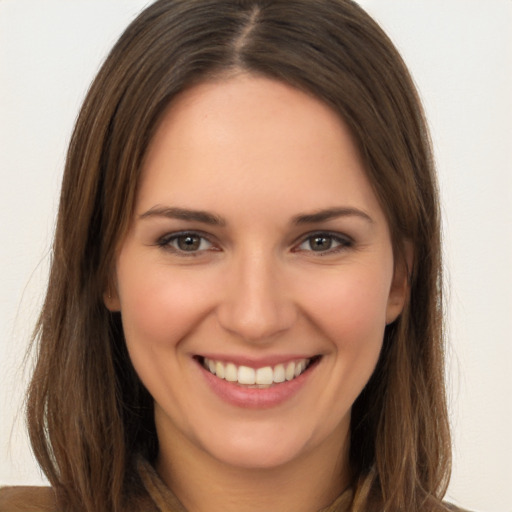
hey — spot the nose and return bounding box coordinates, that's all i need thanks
[216,249,297,343]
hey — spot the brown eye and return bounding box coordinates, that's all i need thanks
[158,232,214,254]
[296,233,352,254]
[177,234,202,251]
[309,236,333,251]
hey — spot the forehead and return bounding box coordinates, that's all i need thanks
[137,74,383,223]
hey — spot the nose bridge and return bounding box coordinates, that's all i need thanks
[217,245,295,342]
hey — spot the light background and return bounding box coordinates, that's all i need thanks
[0,1,511,511]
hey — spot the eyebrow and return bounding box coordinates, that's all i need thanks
[292,207,374,225]
[139,206,227,226]
[139,206,373,226]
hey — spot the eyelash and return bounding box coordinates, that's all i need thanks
[293,232,353,255]
[156,231,353,256]
[156,231,216,256]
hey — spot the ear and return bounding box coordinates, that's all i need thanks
[385,241,413,325]
[103,278,121,312]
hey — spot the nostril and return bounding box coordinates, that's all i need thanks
[216,298,297,343]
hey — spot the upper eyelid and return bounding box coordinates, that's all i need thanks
[155,229,353,251]
[158,229,215,242]
[294,230,353,245]
[292,231,354,253]
[156,230,218,250]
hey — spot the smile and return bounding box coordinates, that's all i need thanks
[201,357,316,388]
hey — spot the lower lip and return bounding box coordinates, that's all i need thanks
[197,359,319,409]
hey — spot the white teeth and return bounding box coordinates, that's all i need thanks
[255,366,273,385]
[294,360,305,378]
[225,363,237,382]
[215,361,225,379]
[285,362,295,381]
[203,357,312,386]
[273,364,285,383]
[238,366,256,385]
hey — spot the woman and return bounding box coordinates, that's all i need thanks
[0,0,463,511]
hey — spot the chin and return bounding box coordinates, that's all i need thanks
[205,435,309,470]
[194,416,344,471]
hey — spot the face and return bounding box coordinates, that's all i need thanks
[107,75,408,472]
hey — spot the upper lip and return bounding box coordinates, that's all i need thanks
[195,354,321,368]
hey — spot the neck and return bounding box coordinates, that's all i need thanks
[155,424,350,512]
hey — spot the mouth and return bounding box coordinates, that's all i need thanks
[196,355,321,389]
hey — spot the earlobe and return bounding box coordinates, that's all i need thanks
[385,242,413,325]
[103,282,121,312]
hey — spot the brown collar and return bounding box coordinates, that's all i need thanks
[137,457,353,512]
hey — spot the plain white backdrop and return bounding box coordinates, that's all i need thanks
[0,1,511,511]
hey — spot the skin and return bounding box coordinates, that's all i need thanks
[106,74,409,512]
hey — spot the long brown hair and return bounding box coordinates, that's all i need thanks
[27,1,451,510]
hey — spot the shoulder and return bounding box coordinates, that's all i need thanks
[0,486,58,512]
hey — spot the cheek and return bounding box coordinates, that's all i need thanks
[116,261,215,348]
[300,266,392,347]
[303,268,392,414]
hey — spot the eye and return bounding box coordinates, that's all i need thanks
[157,232,214,254]
[295,233,352,254]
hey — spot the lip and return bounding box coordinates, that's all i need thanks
[195,355,321,409]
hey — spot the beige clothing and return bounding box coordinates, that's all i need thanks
[0,458,353,512]
[138,457,353,512]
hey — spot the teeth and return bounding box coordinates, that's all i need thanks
[203,357,311,387]
[255,366,273,386]
[215,361,225,379]
[285,362,295,381]
[225,363,237,382]
[238,366,255,385]
[273,364,285,383]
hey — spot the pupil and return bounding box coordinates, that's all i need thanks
[311,236,331,251]
[178,235,200,251]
